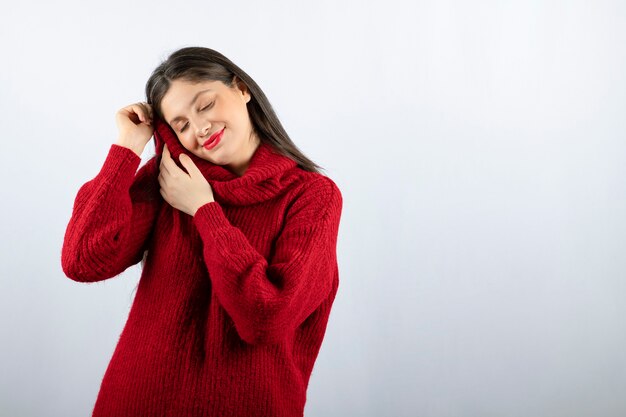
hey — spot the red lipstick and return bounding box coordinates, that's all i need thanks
[203,128,224,150]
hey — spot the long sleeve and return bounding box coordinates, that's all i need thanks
[61,144,162,282]
[192,177,343,346]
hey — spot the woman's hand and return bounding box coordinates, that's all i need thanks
[115,102,154,157]
[158,144,215,216]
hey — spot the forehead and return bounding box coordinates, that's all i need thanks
[168,78,224,95]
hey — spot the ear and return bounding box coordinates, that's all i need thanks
[233,75,251,104]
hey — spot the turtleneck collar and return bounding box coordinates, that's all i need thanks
[153,117,298,206]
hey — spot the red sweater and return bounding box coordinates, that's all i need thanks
[61,122,343,416]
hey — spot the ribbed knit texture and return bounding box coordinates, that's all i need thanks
[61,118,343,417]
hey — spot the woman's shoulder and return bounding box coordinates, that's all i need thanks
[282,168,343,221]
[286,166,341,197]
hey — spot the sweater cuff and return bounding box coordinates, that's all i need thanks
[96,144,142,188]
[192,202,231,234]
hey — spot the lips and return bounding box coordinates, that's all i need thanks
[203,128,224,149]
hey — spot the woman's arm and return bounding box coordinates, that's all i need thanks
[61,144,162,282]
[192,177,343,345]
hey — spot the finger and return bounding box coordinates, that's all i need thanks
[179,153,201,177]
[139,102,153,124]
[117,106,142,124]
[160,145,181,175]
[137,105,150,125]
[158,171,170,192]
[159,160,172,176]
[159,146,173,175]
[131,104,146,123]
[163,144,173,161]
[125,102,150,124]
[159,187,168,203]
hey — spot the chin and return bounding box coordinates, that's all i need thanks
[204,151,229,166]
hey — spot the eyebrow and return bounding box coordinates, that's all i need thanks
[168,88,213,125]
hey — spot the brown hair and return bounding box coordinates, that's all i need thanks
[137,46,325,273]
[145,46,324,173]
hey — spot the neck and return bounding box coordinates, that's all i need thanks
[226,136,262,177]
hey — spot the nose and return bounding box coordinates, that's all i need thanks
[192,117,211,139]
[198,125,210,137]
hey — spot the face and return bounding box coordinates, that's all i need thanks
[160,77,260,174]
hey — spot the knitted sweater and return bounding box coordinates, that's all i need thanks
[61,122,343,416]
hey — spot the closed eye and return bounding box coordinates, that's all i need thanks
[179,102,214,133]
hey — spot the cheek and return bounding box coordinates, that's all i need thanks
[215,103,237,123]
[179,135,196,150]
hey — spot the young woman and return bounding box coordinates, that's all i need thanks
[61,46,343,417]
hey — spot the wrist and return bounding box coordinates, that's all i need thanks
[115,140,144,157]
[192,199,216,217]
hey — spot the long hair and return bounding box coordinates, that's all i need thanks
[145,46,323,173]
[138,46,324,272]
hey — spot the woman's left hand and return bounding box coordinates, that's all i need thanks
[158,144,215,216]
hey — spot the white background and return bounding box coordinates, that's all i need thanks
[1,1,625,416]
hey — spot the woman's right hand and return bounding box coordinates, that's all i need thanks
[115,102,154,157]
